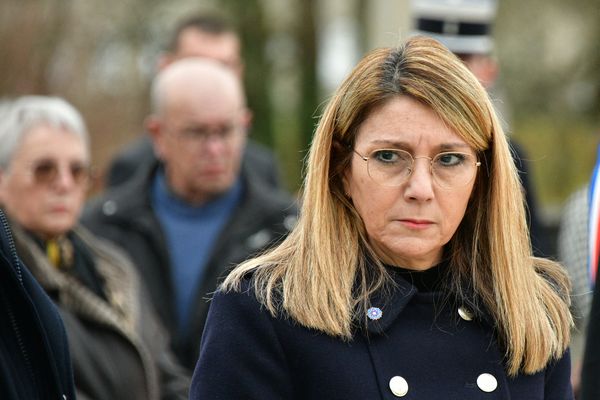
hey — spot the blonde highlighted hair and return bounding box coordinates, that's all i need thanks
[224,36,572,376]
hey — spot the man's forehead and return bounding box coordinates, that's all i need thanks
[163,89,243,123]
[165,104,242,124]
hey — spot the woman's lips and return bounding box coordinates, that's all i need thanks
[398,219,434,229]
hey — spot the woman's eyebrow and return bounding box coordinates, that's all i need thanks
[439,143,471,151]
[367,139,409,147]
[366,139,471,150]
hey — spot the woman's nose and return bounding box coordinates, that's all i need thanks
[403,158,434,201]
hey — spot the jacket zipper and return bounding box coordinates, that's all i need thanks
[0,210,40,398]
[0,210,22,282]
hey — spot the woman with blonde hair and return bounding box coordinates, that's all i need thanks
[190,36,573,399]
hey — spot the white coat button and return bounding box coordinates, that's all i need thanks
[458,306,474,321]
[477,373,498,392]
[389,376,409,397]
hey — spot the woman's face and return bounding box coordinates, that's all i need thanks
[344,96,477,270]
[0,125,89,239]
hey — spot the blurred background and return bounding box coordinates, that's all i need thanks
[0,0,599,241]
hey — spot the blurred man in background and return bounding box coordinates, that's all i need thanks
[106,14,281,190]
[83,59,297,371]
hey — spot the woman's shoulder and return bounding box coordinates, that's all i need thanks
[214,273,260,309]
[206,276,289,345]
[214,269,286,319]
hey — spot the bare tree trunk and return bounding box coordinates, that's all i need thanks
[296,0,318,152]
[222,0,275,147]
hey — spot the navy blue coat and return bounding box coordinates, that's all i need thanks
[191,270,573,399]
[0,209,75,399]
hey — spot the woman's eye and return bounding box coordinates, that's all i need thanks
[436,153,465,167]
[373,150,400,163]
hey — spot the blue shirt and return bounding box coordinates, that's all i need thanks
[151,169,243,332]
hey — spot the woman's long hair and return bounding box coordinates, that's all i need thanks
[224,36,571,376]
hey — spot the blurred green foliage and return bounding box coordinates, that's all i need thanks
[514,116,598,209]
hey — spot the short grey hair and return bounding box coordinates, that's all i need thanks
[0,96,89,169]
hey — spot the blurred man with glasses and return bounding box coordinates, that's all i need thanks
[105,13,281,190]
[82,59,297,371]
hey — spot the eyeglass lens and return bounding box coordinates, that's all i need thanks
[177,124,239,144]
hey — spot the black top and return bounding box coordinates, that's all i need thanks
[0,209,75,400]
[385,262,447,293]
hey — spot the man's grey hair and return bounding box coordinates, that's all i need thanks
[0,96,89,169]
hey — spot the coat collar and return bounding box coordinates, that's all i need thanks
[362,261,495,335]
[363,270,418,335]
[363,260,452,335]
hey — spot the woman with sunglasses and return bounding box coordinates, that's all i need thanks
[190,36,573,399]
[0,96,189,400]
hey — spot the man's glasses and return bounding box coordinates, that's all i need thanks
[353,148,480,189]
[29,159,91,186]
[173,124,243,146]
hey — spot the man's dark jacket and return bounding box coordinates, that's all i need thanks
[82,159,297,370]
[0,209,76,400]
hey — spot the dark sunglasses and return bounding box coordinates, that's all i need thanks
[30,159,91,186]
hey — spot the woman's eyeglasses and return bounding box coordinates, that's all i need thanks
[29,159,91,186]
[353,148,480,189]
